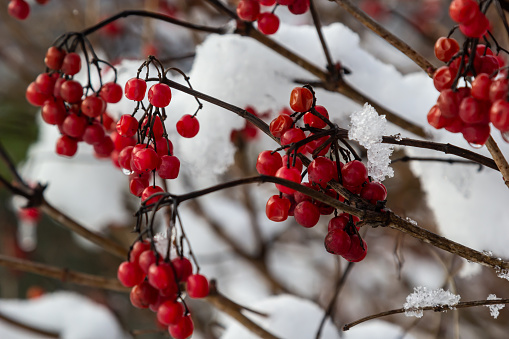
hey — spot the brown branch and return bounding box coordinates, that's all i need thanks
[485,136,509,188]
[40,199,127,259]
[206,281,279,339]
[331,0,436,77]
[0,254,129,292]
[0,311,60,338]
[343,298,509,330]
[309,0,335,72]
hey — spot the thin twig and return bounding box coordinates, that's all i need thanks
[343,298,509,330]
[0,311,59,338]
[309,0,335,72]
[0,254,129,292]
[485,136,509,188]
[331,0,436,77]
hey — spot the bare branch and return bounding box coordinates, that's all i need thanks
[485,136,509,188]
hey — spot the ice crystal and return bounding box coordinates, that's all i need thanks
[348,103,394,182]
[403,286,460,318]
[484,294,505,319]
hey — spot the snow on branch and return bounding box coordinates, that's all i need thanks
[403,286,461,318]
[348,103,394,182]
[485,294,505,319]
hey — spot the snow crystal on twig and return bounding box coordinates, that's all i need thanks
[348,103,394,182]
[484,294,505,319]
[405,217,417,226]
[403,286,461,318]
[496,268,509,281]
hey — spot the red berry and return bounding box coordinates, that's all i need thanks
[265,195,291,222]
[55,135,78,157]
[141,115,165,139]
[275,167,302,194]
[282,154,303,172]
[142,185,165,205]
[449,0,479,23]
[459,12,489,38]
[130,281,158,309]
[280,128,306,152]
[257,12,280,35]
[471,74,491,101]
[61,52,81,76]
[100,82,123,103]
[93,136,115,158]
[157,155,180,179]
[269,114,294,138]
[489,79,509,102]
[148,262,177,292]
[437,89,460,118]
[259,0,276,5]
[360,182,387,204]
[130,241,151,264]
[168,315,194,339]
[171,257,193,282]
[41,99,67,125]
[289,87,313,112]
[176,114,199,138]
[117,261,145,287]
[256,151,283,176]
[81,95,105,118]
[155,137,173,157]
[35,73,58,95]
[341,160,368,187]
[343,235,368,262]
[62,113,87,138]
[293,201,320,228]
[434,37,460,62]
[294,181,315,204]
[26,82,50,107]
[427,105,452,130]
[277,0,296,5]
[288,0,310,15]
[132,148,161,172]
[308,156,335,188]
[157,301,184,325]
[303,105,328,128]
[237,0,260,21]
[125,78,147,101]
[116,115,139,137]
[324,229,351,255]
[186,274,209,298]
[60,80,83,103]
[433,66,456,92]
[45,47,66,70]
[138,249,159,274]
[130,175,150,197]
[8,0,30,20]
[148,83,172,107]
[461,124,490,145]
[83,122,105,145]
[111,131,136,152]
[490,100,509,132]
[458,97,489,124]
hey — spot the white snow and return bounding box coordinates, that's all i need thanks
[0,292,126,339]
[403,286,460,318]
[349,104,394,182]
[484,294,505,319]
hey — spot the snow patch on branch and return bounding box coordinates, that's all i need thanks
[485,294,505,319]
[403,286,460,318]
[348,103,394,182]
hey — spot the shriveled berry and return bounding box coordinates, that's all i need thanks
[116,115,139,137]
[289,87,313,112]
[158,155,180,179]
[265,195,291,222]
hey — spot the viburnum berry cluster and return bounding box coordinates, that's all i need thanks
[117,240,209,338]
[236,0,310,35]
[258,86,388,262]
[7,0,49,20]
[428,0,509,146]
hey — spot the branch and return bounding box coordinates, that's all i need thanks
[0,254,129,292]
[330,0,436,77]
[485,136,509,188]
[309,0,335,72]
[343,298,509,330]
[40,199,127,259]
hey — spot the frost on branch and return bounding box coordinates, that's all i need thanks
[484,294,505,319]
[403,286,460,318]
[348,103,394,182]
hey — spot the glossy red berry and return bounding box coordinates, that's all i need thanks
[341,160,368,187]
[111,131,136,152]
[324,229,351,255]
[293,201,320,228]
[280,128,306,152]
[458,97,489,124]
[130,241,151,264]
[81,95,105,118]
[257,12,280,35]
[308,156,335,188]
[256,151,283,176]
[449,0,479,23]
[60,80,83,103]
[93,136,115,158]
[265,195,291,222]
[142,185,165,205]
[132,148,161,172]
[62,113,87,138]
[148,262,177,292]
[459,12,489,38]
[269,114,294,138]
[433,66,456,92]
[427,105,451,130]
[434,37,460,62]
[490,100,509,132]
[8,0,30,20]
[237,0,260,21]
[125,78,147,101]
[148,83,172,107]
[343,235,368,262]
[176,114,199,138]
[158,155,180,179]
[288,0,310,15]
[155,137,173,157]
[437,89,460,118]
[157,301,184,325]
[168,315,194,339]
[61,52,82,76]
[45,46,66,70]
[41,99,67,125]
[171,257,193,282]
[489,79,509,102]
[187,274,209,298]
[138,250,159,274]
[35,73,58,95]
[130,175,150,197]
[55,135,78,157]
[360,182,387,204]
[26,82,50,107]
[461,124,490,145]
[471,74,491,101]
[100,82,123,103]
[117,261,145,287]
[130,281,158,309]
[116,115,139,137]
[289,87,313,112]
[275,167,302,194]
[83,123,106,145]
[282,154,303,172]
[303,105,328,128]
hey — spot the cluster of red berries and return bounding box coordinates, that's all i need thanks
[236,0,310,35]
[117,240,209,339]
[26,45,126,158]
[7,0,49,20]
[257,87,388,262]
[428,1,509,145]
